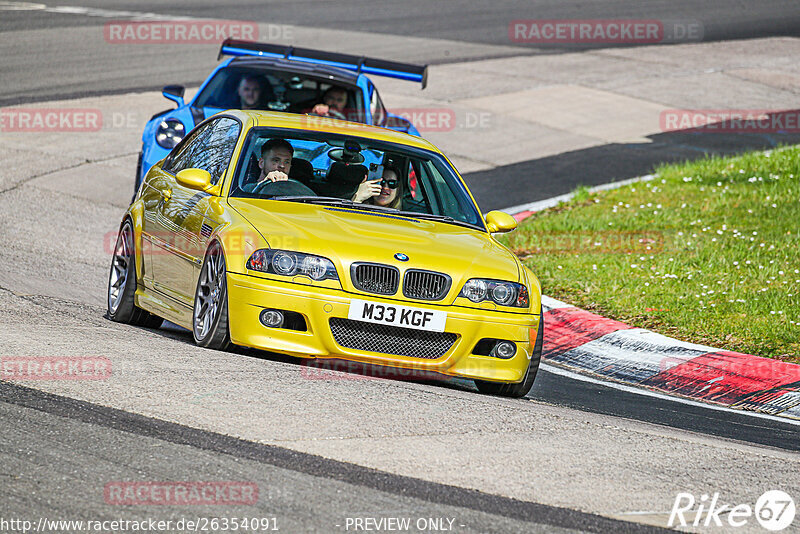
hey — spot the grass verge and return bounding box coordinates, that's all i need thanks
[501,146,800,362]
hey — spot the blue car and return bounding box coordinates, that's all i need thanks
[136,39,428,193]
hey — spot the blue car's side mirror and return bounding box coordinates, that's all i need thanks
[162,85,185,108]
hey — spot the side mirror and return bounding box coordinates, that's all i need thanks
[484,210,517,233]
[176,168,213,192]
[162,85,185,108]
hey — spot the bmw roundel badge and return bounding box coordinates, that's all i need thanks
[394,253,409,262]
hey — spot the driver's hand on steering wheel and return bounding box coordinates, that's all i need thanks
[311,103,330,116]
[259,170,289,184]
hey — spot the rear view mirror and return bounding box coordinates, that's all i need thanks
[484,211,517,233]
[162,85,185,108]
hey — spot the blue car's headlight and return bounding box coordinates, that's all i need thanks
[155,119,185,149]
[459,279,529,308]
[247,249,339,281]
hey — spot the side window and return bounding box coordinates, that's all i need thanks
[417,160,474,223]
[370,87,386,126]
[164,118,241,184]
[163,121,214,175]
[191,118,240,184]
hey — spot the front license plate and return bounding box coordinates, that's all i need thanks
[348,299,447,332]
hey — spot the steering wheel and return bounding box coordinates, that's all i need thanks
[252,179,316,197]
[327,109,347,120]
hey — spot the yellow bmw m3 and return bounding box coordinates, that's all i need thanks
[108,110,543,397]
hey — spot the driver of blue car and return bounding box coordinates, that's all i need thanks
[310,86,348,119]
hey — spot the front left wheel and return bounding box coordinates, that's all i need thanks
[193,241,231,350]
[107,220,163,328]
[474,306,543,398]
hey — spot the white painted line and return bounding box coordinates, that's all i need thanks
[540,362,800,426]
[550,328,711,383]
[501,174,655,215]
[0,1,192,19]
[541,294,572,311]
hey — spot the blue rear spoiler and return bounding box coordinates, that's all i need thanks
[218,39,428,89]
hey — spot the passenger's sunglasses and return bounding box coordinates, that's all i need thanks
[380,179,399,189]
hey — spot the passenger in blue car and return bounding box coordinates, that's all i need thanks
[237,74,270,110]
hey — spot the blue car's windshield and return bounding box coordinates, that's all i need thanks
[194,66,365,122]
[229,128,484,230]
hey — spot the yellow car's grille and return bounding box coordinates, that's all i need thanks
[329,318,457,359]
[402,269,451,300]
[351,263,451,301]
[351,263,399,295]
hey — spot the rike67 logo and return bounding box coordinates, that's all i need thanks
[669,490,795,531]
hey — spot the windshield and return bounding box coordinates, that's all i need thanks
[194,66,365,122]
[229,128,484,229]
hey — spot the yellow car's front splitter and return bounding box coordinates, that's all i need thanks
[227,272,540,383]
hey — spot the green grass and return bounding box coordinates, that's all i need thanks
[501,146,800,361]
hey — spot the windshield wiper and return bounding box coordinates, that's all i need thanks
[275,197,482,228]
[398,211,484,230]
[273,196,347,203]
[275,196,399,213]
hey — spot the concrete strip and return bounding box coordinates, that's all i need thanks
[458,85,668,143]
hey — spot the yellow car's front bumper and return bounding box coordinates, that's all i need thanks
[227,272,540,383]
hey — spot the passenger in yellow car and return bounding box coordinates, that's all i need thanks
[352,165,403,209]
[257,138,293,184]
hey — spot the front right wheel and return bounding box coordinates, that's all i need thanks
[474,306,543,398]
[192,241,231,351]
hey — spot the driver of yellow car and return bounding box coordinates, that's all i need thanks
[257,138,293,184]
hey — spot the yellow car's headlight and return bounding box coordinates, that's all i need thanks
[246,249,339,281]
[459,279,529,308]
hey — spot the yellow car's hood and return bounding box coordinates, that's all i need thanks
[229,198,521,291]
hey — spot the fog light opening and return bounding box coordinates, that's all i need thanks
[260,309,284,328]
[491,341,516,359]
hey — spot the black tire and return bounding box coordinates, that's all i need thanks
[192,241,231,350]
[474,306,543,398]
[107,220,163,329]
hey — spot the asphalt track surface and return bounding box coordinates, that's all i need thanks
[4,0,800,103]
[4,1,800,209]
[2,2,800,532]
[1,381,666,534]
